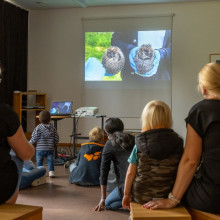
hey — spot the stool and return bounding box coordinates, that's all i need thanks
[187,208,220,220]
[0,203,43,220]
[130,202,191,220]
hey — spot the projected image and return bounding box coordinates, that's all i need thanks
[85,30,171,81]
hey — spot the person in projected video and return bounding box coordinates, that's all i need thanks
[111,30,171,81]
[85,57,106,81]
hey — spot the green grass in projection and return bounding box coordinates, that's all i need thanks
[85,32,113,62]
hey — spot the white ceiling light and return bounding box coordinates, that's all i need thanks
[73,0,87,8]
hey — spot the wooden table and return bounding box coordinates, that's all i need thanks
[130,202,191,220]
[0,203,43,220]
[187,208,220,220]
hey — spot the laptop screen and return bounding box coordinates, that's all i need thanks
[50,101,73,116]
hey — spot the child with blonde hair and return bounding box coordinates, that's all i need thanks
[145,63,220,213]
[122,100,183,210]
[69,126,105,186]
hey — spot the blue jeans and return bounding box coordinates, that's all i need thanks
[9,150,24,199]
[36,150,54,171]
[20,166,46,189]
[105,186,122,210]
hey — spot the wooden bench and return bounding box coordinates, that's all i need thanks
[0,203,43,220]
[187,208,220,220]
[130,202,191,220]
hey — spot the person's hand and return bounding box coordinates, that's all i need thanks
[93,199,106,212]
[129,47,161,77]
[129,47,138,73]
[142,198,178,210]
[85,57,105,81]
[122,195,131,210]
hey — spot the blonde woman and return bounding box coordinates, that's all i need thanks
[122,100,183,210]
[145,63,220,214]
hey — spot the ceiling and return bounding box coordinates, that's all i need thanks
[6,0,216,10]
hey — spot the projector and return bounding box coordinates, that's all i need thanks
[75,107,99,116]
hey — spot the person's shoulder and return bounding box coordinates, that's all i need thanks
[91,141,104,148]
[82,141,104,148]
[188,99,206,113]
[33,123,44,131]
[188,99,220,116]
[0,103,9,108]
[0,103,14,113]
[111,132,135,149]
[47,123,55,129]
[192,99,210,108]
[104,140,112,147]
[0,103,19,123]
[36,123,43,128]
[170,129,184,145]
[103,140,114,151]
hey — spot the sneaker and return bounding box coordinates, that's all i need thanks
[31,175,46,187]
[49,171,55,178]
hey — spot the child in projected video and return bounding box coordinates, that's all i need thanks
[85,30,171,81]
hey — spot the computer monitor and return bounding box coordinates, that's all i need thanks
[50,101,73,116]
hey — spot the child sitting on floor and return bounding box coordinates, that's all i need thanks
[69,126,105,186]
[122,100,183,210]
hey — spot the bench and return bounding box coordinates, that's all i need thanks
[187,208,220,220]
[0,203,43,220]
[130,202,191,220]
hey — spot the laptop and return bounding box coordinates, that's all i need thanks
[50,101,73,116]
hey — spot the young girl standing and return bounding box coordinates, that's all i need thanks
[122,100,183,209]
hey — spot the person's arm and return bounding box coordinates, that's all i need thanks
[7,125,35,161]
[122,163,137,210]
[93,185,107,211]
[29,127,38,145]
[94,141,112,211]
[54,127,59,144]
[143,124,202,209]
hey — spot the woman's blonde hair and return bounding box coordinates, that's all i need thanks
[141,100,172,131]
[199,62,220,96]
[89,126,104,143]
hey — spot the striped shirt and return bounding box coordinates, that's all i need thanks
[29,123,59,151]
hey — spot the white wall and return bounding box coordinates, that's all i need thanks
[28,1,220,143]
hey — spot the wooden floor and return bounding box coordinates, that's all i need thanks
[17,165,130,220]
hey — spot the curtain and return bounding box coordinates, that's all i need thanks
[0,0,28,106]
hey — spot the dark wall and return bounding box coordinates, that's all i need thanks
[0,0,28,106]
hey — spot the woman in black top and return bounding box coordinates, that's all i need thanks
[94,118,135,211]
[145,63,220,214]
[0,63,35,204]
